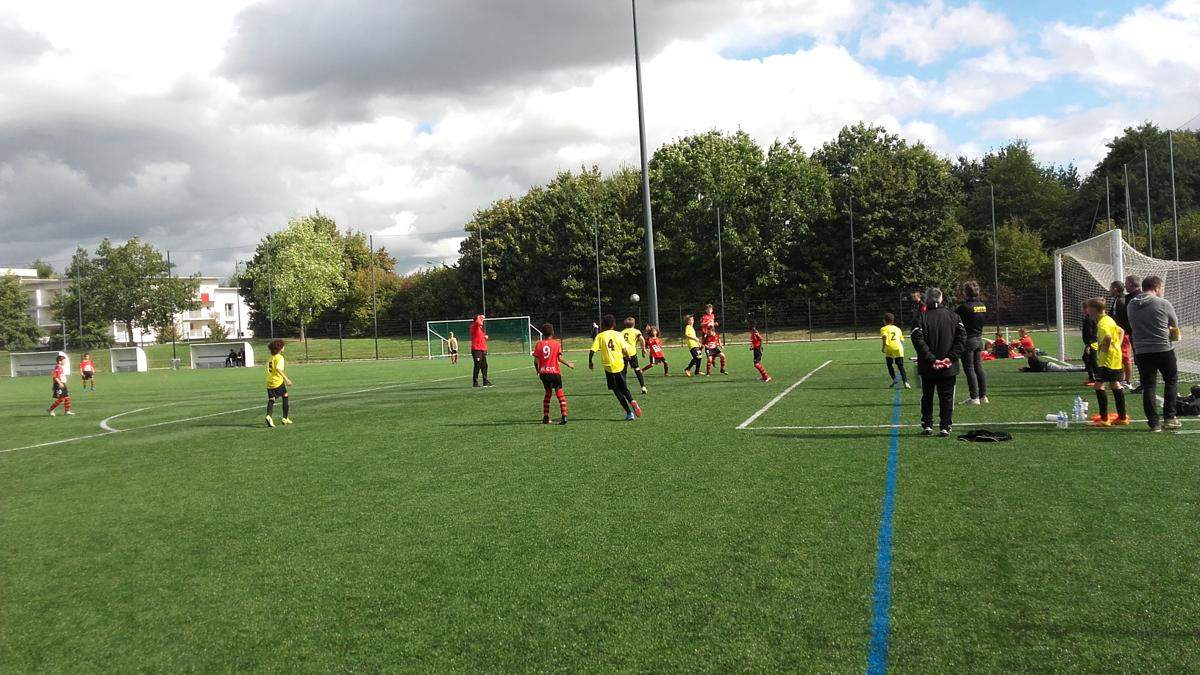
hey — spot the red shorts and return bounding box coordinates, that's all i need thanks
[1120,334,1132,366]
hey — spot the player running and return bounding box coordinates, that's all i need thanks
[621,317,648,394]
[533,323,575,425]
[880,313,910,388]
[79,352,96,391]
[1087,298,1129,427]
[48,354,74,416]
[590,314,642,421]
[448,332,459,365]
[264,338,294,428]
[470,314,492,388]
[749,323,771,382]
[640,325,669,376]
[703,327,726,375]
[684,316,703,377]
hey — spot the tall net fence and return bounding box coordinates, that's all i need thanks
[1056,229,1200,379]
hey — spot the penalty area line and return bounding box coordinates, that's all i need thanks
[0,366,526,456]
[736,359,832,430]
[743,418,1199,431]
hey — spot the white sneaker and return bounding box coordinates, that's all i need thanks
[980,396,989,404]
[65,411,76,416]
[903,382,912,389]
[961,398,981,406]
[48,410,56,416]
[641,387,647,394]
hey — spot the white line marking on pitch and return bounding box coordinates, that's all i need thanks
[744,418,1197,431]
[736,360,832,430]
[1,367,526,455]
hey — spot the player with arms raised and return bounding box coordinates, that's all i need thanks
[47,354,74,416]
[533,323,574,425]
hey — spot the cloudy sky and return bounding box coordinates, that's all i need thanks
[1,0,1198,277]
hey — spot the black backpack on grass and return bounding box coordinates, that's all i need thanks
[957,429,1013,442]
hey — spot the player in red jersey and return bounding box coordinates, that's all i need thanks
[639,325,669,376]
[532,323,575,425]
[469,314,492,387]
[700,304,717,337]
[79,352,96,391]
[703,328,727,375]
[749,323,771,382]
[48,354,74,416]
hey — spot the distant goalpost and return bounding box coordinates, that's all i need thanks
[1054,228,1200,379]
[426,316,542,360]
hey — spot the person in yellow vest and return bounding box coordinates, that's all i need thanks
[880,312,910,389]
[683,315,703,377]
[265,338,294,428]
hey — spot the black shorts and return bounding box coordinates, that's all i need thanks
[753,348,763,364]
[706,347,722,358]
[604,370,628,391]
[539,373,563,390]
[267,385,288,398]
[449,348,458,355]
[52,383,68,399]
[649,354,666,364]
[1095,367,1122,384]
[81,371,94,381]
[625,355,641,369]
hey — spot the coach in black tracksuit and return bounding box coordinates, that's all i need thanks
[955,281,988,404]
[911,287,966,436]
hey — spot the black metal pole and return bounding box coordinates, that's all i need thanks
[338,322,344,362]
[991,183,1001,333]
[631,0,660,328]
[849,194,858,339]
[370,235,379,360]
[1169,131,1180,260]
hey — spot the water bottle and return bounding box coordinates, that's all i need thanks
[1057,411,1069,429]
[1073,397,1084,421]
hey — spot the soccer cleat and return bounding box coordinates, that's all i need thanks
[625,412,636,421]
[1091,418,1111,427]
[65,411,75,416]
[1164,418,1182,430]
[280,418,292,425]
[921,427,933,436]
[720,370,728,375]
[1150,424,1163,433]
[1111,417,1130,426]
[889,380,896,388]
[265,415,275,428]
[684,371,692,378]
[939,428,951,438]
[558,417,568,426]
[641,386,647,394]
[542,416,550,425]
[473,382,480,388]
[48,410,56,416]
[764,376,773,383]
[482,381,494,388]
[631,400,642,418]
[1130,385,1144,394]
[904,382,912,389]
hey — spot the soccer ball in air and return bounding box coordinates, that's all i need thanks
[630,293,640,303]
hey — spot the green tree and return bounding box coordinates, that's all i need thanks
[48,249,115,351]
[243,215,349,341]
[74,239,200,346]
[30,259,54,279]
[977,218,1051,294]
[813,123,971,296]
[0,275,41,351]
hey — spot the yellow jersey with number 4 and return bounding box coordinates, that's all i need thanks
[591,329,633,373]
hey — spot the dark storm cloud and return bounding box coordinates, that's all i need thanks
[221,0,765,100]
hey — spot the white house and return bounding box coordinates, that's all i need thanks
[4,269,253,345]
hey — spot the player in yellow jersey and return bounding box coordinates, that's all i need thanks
[264,338,294,428]
[683,315,703,377]
[621,316,648,394]
[1087,298,1129,426]
[880,312,910,388]
[590,314,642,420]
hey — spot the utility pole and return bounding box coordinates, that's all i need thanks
[74,258,84,353]
[1123,163,1134,248]
[849,193,858,339]
[167,250,176,361]
[594,216,602,323]
[1105,175,1111,225]
[716,203,726,337]
[631,0,660,327]
[1169,131,1180,260]
[991,183,1001,333]
[478,220,487,315]
[1144,147,1153,258]
[370,235,379,360]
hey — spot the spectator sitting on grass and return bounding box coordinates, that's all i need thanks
[1019,353,1084,373]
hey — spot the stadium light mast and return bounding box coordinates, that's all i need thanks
[1169,131,1179,260]
[1105,175,1111,225]
[1144,147,1153,258]
[594,215,602,322]
[1123,163,1134,248]
[848,192,858,339]
[631,0,660,327]
[478,220,487,316]
[989,183,1001,332]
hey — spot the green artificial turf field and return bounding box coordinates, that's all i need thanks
[2,339,1198,671]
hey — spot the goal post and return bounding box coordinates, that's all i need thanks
[426,316,542,359]
[1055,228,1200,379]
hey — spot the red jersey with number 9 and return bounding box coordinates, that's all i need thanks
[533,339,562,374]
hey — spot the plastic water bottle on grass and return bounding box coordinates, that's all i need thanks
[1073,397,1084,422]
[1056,411,1069,429]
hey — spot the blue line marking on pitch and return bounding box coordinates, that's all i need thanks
[867,387,903,674]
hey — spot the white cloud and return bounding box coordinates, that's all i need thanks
[859,0,1016,66]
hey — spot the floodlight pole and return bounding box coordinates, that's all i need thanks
[1123,163,1134,247]
[234,261,243,339]
[717,203,726,337]
[990,183,1000,333]
[478,220,487,316]
[1105,175,1111,225]
[75,259,84,352]
[1144,147,1153,257]
[631,0,660,327]
[267,248,275,339]
[1169,131,1179,260]
[594,216,602,323]
[849,193,858,339]
[167,250,176,360]
[369,235,379,360]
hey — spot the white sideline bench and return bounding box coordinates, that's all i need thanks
[9,351,68,378]
[189,341,255,369]
[109,346,148,373]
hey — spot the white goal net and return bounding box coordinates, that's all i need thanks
[426,316,542,359]
[1055,229,1200,380]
